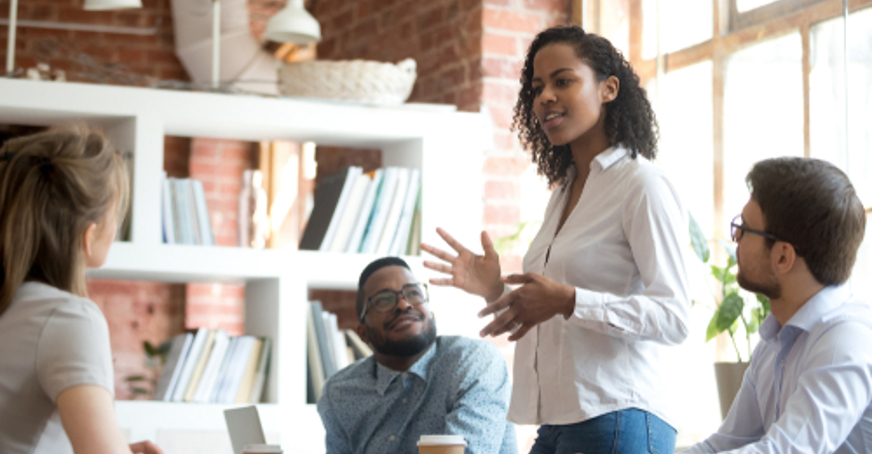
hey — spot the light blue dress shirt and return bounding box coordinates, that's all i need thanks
[682,285,872,454]
[317,335,517,454]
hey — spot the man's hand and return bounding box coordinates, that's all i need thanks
[130,440,163,454]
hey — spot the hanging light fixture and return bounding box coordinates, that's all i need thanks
[263,0,321,44]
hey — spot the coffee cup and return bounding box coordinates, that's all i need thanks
[417,435,467,454]
[242,444,282,454]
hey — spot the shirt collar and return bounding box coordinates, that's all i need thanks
[759,285,851,340]
[562,145,628,190]
[374,339,438,396]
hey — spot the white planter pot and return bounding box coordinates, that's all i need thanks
[714,362,750,420]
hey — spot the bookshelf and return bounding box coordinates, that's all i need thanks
[0,78,487,454]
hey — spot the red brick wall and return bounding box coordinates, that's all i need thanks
[0,0,186,82]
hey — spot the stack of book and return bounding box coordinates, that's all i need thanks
[299,166,422,256]
[307,301,373,403]
[153,329,271,404]
[161,173,215,246]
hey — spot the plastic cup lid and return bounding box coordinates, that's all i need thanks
[417,435,467,446]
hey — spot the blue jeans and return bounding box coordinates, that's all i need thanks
[529,408,676,454]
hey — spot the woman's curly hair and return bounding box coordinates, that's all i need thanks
[512,25,659,186]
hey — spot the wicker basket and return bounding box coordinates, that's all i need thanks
[278,58,417,105]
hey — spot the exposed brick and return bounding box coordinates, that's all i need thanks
[483,33,517,55]
[484,156,529,177]
[484,203,520,225]
[482,80,520,106]
[482,8,543,33]
[485,180,521,199]
[482,56,524,79]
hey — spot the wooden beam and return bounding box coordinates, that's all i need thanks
[802,24,811,158]
[571,0,584,26]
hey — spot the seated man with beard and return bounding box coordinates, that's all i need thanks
[317,257,517,454]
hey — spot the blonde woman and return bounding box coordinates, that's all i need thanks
[0,129,162,454]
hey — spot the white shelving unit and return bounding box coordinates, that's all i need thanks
[0,78,488,454]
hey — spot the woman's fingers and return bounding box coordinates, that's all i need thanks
[478,291,514,318]
[480,306,517,337]
[481,231,498,259]
[436,227,469,254]
[422,260,452,275]
[429,277,455,287]
[420,243,457,263]
[508,323,533,342]
[501,273,534,285]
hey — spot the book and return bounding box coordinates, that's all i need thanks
[161,173,176,245]
[329,173,371,253]
[300,167,353,250]
[192,330,230,403]
[406,189,423,255]
[326,313,348,371]
[309,301,336,378]
[390,169,421,256]
[153,333,192,401]
[220,336,255,403]
[360,167,399,254]
[169,178,185,245]
[346,169,384,254]
[183,329,217,401]
[186,179,202,245]
[319,166,362,251]
[345,330,373,359]
[209,337,239,403]
[306,307,325,402]
[248,337,271,403]
[191,179,215,246]
[171,327,209,402]
[235,338,264,403]
[376,168,410,255]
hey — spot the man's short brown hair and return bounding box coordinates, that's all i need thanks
[746,157,866,286]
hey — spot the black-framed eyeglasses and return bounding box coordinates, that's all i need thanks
[359,283,429,322]
[730,215,796,253]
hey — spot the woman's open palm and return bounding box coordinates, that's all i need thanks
[421,228,504,302]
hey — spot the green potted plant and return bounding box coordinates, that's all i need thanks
[689,214,770,419]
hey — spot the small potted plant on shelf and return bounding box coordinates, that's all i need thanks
[689,214,770,419]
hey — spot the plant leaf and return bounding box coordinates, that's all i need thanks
[757,293,771,316]
[131,387,150,395]
[157,340,173,356]
[706,292,744,342]
[710,265,725,281]
[718,239,738,263]
[143,341,158,357]
[125,375,146,382]
[688,213,710,263]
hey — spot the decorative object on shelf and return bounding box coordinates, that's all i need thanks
[689,213,770,419]
[4,0,141,76]
[263,0,321,44]
[239,170,270,248]
[278,58,417,105]
[125,340,172,400]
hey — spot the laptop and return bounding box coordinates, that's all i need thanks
[224,406,267,454]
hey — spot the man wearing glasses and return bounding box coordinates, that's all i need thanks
[317,257,517,454]
[682,157,871,454]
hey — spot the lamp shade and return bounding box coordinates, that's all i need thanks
[263,0,321,44]
[83,0,142,10]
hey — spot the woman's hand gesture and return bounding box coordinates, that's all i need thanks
[421,228,504,302]
[478,272,575,341]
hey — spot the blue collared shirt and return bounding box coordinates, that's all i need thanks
[317,336,518,454]
[682,286,872,454]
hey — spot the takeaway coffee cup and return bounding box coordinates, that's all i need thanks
[242,444,282,454]
[417,435,467,454]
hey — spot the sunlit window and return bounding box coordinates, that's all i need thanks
[736,0,780,12]
[723,33,804,221]
[642,0,713,59]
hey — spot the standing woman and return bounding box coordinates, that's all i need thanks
[0,129,161,454]
[421,26,690,454]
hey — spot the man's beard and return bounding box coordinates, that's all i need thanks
[366,311,437,358]
[737,268,782,300]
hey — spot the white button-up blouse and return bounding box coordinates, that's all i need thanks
[507,145,691,426]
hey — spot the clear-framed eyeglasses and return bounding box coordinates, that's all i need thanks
[359,283,429,322]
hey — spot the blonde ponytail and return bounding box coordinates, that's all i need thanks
[0,127,128,315]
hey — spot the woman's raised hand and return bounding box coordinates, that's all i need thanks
[421,228,504,302]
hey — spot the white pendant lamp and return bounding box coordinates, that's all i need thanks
[263,0,321,44]
[83,0,142,10]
